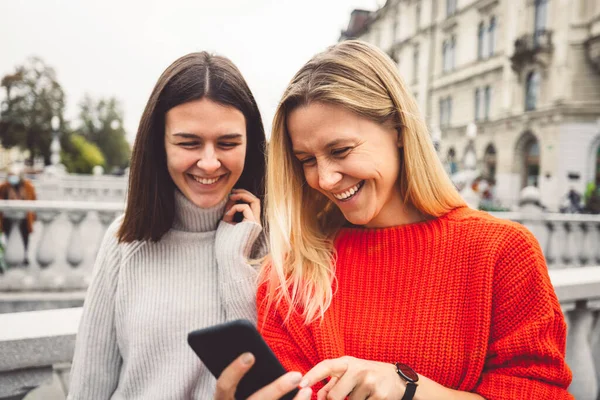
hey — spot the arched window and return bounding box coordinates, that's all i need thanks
[525,71,540,111]
[523,139,540,188]
[484,85,491,119]
[483,144,497,180]
[477,22,485,59]
[534,0,548,45]
[488,16,496,56]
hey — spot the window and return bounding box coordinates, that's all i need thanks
[442,40,449,72]
[525,71,540,111]
[474,88,481,121]
[534,0,548,45]
[440,96,453,126]
[477,22,485,60]
[523,139,540,187]
[483,145,497,180]
[446,0,457,17]
[416,2,421,30]
[392,5,400,42]
[484,86,491,119]
[439,98,445,126]
[450,35,456,70]
[488,16,496,56]
[413,45,420,83]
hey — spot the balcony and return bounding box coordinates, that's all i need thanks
[0,200,599,399]
[510,29,554,73]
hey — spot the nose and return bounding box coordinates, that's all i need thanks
[196,145,221,174]
[317,162,343,191]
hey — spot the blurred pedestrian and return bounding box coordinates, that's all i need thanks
[0,164,37,266]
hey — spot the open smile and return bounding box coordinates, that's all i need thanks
[332,180,365,202]
[188,173,227,185]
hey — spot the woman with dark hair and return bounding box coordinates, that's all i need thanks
[68,52,268,399]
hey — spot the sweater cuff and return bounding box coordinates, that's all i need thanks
[216,220,263,260]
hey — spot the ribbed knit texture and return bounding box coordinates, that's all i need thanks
[258,207,573,400]
[68,190,265,400]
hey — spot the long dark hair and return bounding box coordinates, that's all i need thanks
[118,52,266,243]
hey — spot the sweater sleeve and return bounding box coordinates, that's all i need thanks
[257,281,317,376]
[473,224,573,400]
[67,218,123,399]
[215,220,263,322]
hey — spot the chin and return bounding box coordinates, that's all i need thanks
[343,212,374,227]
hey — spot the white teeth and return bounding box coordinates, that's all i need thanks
[333,181,363,200]
[192,175,220,185]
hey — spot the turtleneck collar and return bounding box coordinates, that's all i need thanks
[171,189,227,233]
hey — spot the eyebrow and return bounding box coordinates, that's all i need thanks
[172,133,243,140]
[293,138,353,156]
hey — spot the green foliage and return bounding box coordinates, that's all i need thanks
[61,134,105,174]
[76,95,131,172]
[0,57,66,164]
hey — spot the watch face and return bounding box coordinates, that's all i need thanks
[396,363,419,383]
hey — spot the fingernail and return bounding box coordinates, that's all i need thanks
[241,353,253,365]
[299,378,308,388]
[287,371,302,385]
[299,388,312,399]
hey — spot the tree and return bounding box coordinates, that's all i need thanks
[0,57,66,164]
[61,134,105,174]
[76,95,131,172]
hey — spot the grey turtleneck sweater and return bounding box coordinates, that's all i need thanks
[68,190,265,399]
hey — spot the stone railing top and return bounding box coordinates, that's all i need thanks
[0,199,124,213]
[491,211,600,223]
[549,266,600,304]
[0,307,81,373]
[0,307,82,342]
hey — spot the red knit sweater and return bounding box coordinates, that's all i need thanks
[257,207,573,399]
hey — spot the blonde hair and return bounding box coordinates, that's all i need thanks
[262,40,465,324]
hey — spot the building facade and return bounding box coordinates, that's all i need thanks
[341,0,600,210]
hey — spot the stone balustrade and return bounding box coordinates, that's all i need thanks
[0,269,597,399]
[491,210,600,269]
[0,200,123,312]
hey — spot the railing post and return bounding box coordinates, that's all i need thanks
[3,211,27,267]
[35,210,61,269]
[65,211,87,268]
[566,301,598,400]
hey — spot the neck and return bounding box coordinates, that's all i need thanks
[171,189,227,232]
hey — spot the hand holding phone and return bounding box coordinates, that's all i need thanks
[188,319,300,400]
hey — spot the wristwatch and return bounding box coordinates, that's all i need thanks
[395,362,419,400]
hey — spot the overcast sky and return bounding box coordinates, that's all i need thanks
[0,0,381,141]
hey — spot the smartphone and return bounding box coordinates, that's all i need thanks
[187,319,299,400]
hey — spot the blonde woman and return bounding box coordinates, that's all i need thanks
[215,41,573,400]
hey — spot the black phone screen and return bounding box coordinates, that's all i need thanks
[187,319,299,400]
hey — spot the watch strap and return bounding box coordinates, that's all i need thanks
[402,382,417,400]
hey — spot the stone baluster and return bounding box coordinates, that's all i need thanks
[547,221,565,268]
[596,224,600,264]
[588,302,600,393]
[0,211,30,291]
[580,222,595,266]
[35,210,61,269]
[65,211,87,268]
[561,222,577,266]
[566,301,598,400]
[63,211,88,290]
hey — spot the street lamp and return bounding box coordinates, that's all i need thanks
[49,116,61,168]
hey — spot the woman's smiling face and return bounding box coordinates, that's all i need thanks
[164,98,247,209]
[287,102,404,228]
